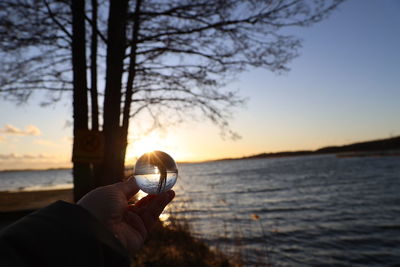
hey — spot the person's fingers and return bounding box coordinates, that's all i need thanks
[114,178,140,199]
[147,190,175,217]
[125,211,148,241]
[136,190,175,231]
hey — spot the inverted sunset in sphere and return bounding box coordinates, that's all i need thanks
[133,151,178,194]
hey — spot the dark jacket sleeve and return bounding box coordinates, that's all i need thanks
[0,201,131,267]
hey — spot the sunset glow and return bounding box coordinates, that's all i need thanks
[124,131,186,165]
[125,133,163,161]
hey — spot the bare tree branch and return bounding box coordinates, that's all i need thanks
[44,0,73,40]
[84,13,108,44]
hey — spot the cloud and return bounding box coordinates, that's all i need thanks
[0,124,41,136]
[25,125,41,136]
[0,153,53,160]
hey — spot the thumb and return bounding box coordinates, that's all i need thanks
[114,178,140,199]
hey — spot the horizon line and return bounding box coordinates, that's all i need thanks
[1,135,399,172]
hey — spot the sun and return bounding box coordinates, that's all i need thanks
[125,130,189,164]
[125,131,177,164]
[125,134,159,162]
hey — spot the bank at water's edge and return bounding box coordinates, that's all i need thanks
[0,188,73,213]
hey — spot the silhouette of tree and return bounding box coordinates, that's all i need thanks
[0,0,344,200]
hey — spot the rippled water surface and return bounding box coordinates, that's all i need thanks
[1,155,399,265]
[0,169,72,191]
[173,155,400,266]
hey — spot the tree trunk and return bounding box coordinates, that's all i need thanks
[121,0,143,168]
[98,0,128,186]
[71,0,93,201]
[90,0,99,131]
[90,0,102,186]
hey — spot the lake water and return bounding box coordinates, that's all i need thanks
[1,155,399,266]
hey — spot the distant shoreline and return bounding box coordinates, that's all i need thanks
[186,136,400,163]
[0,167,71,173]
[211,149,400,163]
[1,136,399,172]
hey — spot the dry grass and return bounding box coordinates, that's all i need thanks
[132,218,242,267]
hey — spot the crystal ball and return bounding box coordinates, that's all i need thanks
[133,151,178,194]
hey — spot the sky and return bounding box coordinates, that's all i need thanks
[1,0,400,170]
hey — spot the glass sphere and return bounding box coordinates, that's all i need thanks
[133,151,178,194]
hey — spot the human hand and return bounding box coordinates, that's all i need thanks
[77,179,175,257]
